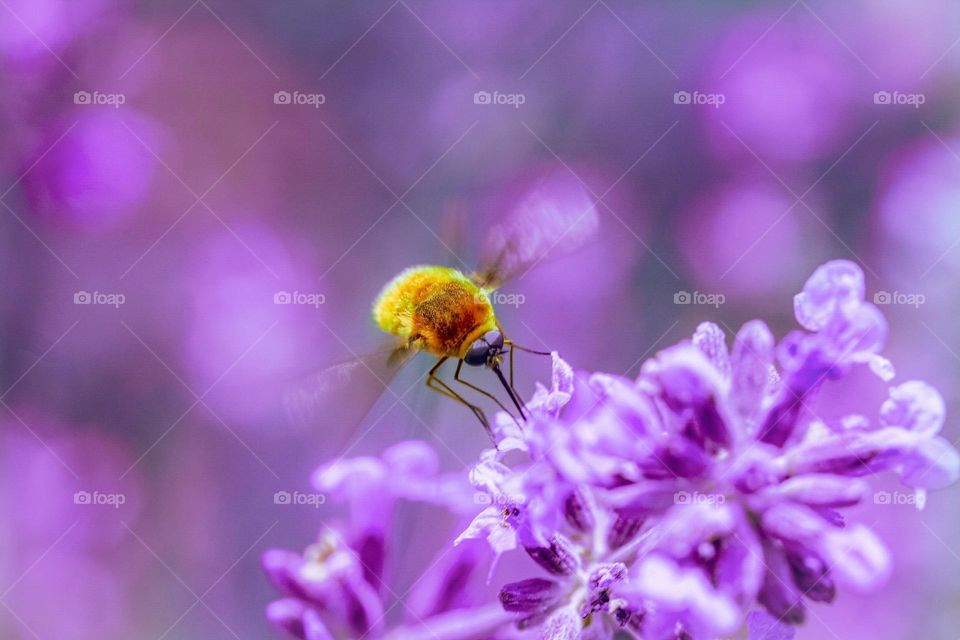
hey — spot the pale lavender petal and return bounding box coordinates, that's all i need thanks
[746,609,797,640]
[385,605,513,640]
[263,549,309,600]
[383,440,438,476]
[266,598,310,639]
[758,474,869,508]
[832,303,887,364]
[693,321,731,379]
[526,352,574,418]
[793,260,865,331]
[761,502,830,544]
[868,355,895,381]
[624,555,740,635]
[786,427,960,489]
[655,502,736,558]
[880,381,946,436]
[731,320,775,422]
[762,503,891,593]
[818,525,891,592]
[455,506,518,558]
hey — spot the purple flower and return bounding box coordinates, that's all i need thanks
[458,260,958,639]
[267,260,959,640]
[263,441,510,640]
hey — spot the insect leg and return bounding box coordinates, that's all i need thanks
[426,357,494,440]
[503,339,551,408]
[453,359,518,424]
[504,340,552,356]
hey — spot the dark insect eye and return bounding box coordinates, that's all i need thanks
[484,330,504,351]
[464,340,489,366]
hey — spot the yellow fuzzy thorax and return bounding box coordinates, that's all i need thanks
[372,265,498,358]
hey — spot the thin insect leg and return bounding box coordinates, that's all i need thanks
[426,358,472,406]
[505,339,552,356]
[453,359,518,424]
[503,340,552,419]
[426,357,494,440]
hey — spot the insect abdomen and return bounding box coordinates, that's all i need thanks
[372,266,494,356]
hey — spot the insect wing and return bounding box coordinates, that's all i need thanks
[473,179,599,289]
[283,342,416,446]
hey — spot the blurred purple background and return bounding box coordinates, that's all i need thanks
[1,1,958,638]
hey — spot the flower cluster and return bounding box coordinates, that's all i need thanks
[263,260,959,640]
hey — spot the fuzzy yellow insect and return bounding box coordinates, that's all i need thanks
[371,264,538,434]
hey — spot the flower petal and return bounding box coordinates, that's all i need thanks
[499,577,562,614]
[624,555,740,635]
[819,524,891,592]
[266,598,310,639]
[793,260,865,332]
[746,609,797,640]
[880,381,946,436]
[693,321,731,379]
[759,474,869,508]
[731,320,775,422]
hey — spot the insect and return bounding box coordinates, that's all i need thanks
[285,178,599,443]
[370,264,546,437]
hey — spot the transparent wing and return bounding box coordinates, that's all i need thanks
[472,179,599,289]
[282,340,418,447]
